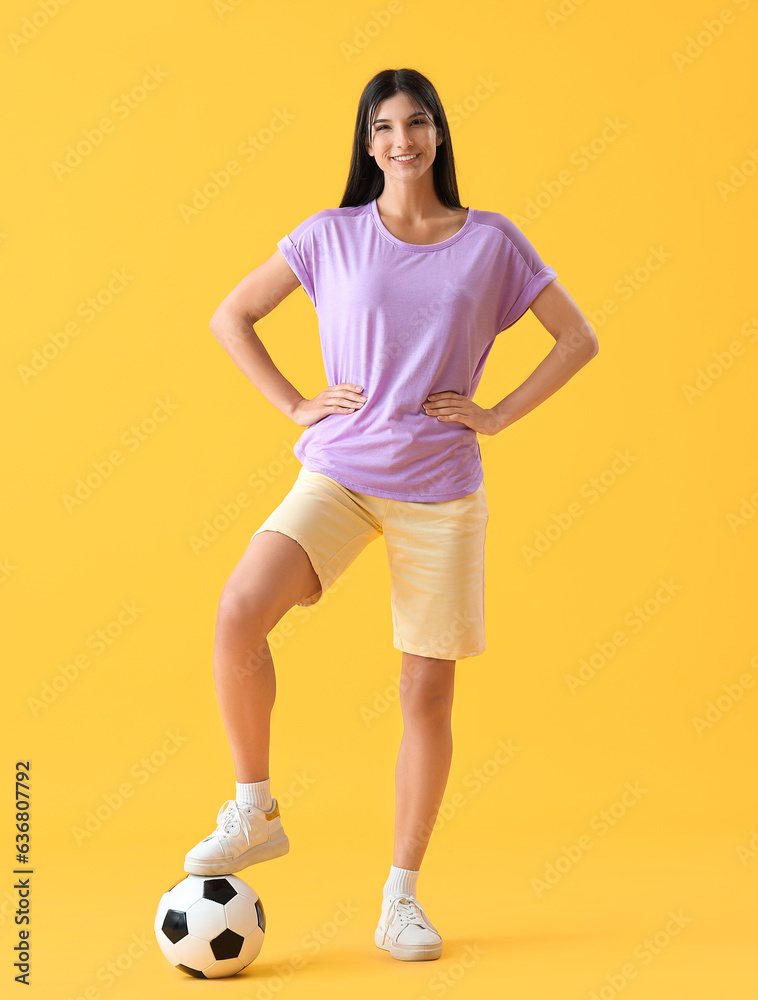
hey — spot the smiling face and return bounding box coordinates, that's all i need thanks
[364,90,442,181]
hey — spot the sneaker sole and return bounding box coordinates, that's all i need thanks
[374,927,442,961]
[184,830,290,876]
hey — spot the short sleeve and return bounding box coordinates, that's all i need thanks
[276,214,321,307]
[276,235,316,305]
[495,217,557,333]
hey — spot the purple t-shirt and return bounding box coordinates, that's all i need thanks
[277,197,557,501]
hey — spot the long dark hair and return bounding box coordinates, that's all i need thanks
[339,68,464,209]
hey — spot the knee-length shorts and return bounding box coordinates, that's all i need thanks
[251,467,489,660]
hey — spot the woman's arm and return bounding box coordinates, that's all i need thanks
[489,279,598,433]
[209,250,368,427]
[208,249,306,421]
[425,279,598,433]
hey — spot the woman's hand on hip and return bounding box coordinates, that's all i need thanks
[422,391,501,435]
[291,383,367,427]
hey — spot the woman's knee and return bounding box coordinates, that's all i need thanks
[221,531,320,624]
[217,584,258,623]
[216,582,278,636]
[216,558,310,636]
[399,655,455,719]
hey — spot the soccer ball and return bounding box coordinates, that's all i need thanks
[154,874,265,978]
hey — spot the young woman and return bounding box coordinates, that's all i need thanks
[184,68,598,963]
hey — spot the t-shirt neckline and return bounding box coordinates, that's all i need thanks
[369,198,474,252]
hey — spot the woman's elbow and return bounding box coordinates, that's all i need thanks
[585,325,600,357]
[554,320,599,361]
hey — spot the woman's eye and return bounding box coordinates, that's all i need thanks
[375,119,426,131]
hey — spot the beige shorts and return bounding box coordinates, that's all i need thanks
[251,467,489,660]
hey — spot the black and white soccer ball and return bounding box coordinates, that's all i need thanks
[154,874,265,978]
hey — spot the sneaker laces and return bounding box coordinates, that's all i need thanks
[386,895,439,935]
[213,800,253,846]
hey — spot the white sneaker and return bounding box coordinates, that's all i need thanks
[184,798,289,876]
[374,893,443,961]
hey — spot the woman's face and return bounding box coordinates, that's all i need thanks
[364,91,442,181]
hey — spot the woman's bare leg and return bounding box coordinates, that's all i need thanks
[393,653,456,870]
[213,530,321,782]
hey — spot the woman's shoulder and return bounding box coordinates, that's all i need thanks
[470,208,545,260]
[471,207,525,240]
[285,203,372,241]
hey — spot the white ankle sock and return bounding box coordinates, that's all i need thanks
[235,778,273,811]
[383,864,420,899]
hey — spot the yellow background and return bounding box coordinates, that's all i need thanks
[2,0,757,996]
